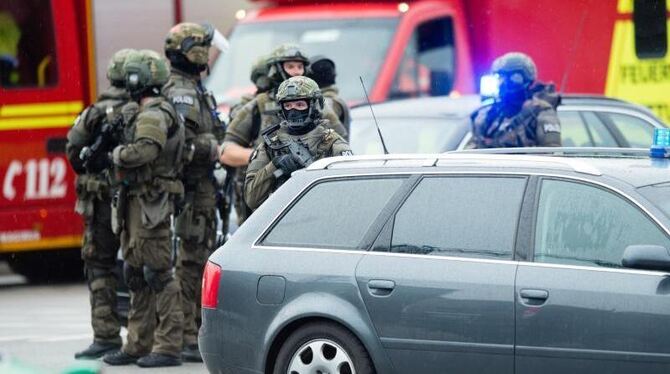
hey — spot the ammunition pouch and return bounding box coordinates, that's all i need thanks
[134,179,184,230]
[174,195,206,244]
[74,175,110,218]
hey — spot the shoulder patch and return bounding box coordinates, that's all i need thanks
[172,95,195,106]
[340,150,353,156]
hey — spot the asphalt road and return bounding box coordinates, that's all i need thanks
[0,261,207,374]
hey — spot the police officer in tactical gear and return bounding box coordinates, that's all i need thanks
[306,55,351,135]
[162,22,222,363]
[102,50,185,368]
[67,48,135,360]
[228,54,271,120]
[470,52,561,148]
[221,44,347,224]
[245,76,352,209]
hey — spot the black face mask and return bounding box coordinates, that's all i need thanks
[284,108,316,135]
[285,108,309,123]
[498,80,528,115]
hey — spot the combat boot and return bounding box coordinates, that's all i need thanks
[136,352,181,368]
[103,350,140,366]
[74,341,121,359]
[181,343,203,362]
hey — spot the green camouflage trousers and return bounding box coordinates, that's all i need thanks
[176,179,217,346]
[81,194,121,345]
[121,197,183,357]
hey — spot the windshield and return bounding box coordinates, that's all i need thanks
[206,18,398,105]
[639,182,670,220]
[350,117,469,154]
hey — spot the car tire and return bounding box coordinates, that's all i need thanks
[273,321,375,374]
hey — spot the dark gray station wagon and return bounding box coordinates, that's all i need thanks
[200,149,670,374]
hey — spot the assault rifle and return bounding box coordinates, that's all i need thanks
[79,111,125,173]
[261,123,315,179]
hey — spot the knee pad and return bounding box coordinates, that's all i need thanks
[143,266,173,293]
[85,266,114,290]
[122,263,146,292]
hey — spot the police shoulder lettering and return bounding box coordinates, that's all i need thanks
[172,95,195,105]
[543,123,561,133]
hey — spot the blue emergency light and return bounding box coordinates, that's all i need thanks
[479,74,499,99]
[650,128,670,158]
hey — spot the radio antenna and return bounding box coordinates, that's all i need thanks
[359,76,389,154]
[560,5,589,94]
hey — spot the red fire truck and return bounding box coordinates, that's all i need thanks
[0,0,94,280]
[209,0,670,123]
[0,0,180,280]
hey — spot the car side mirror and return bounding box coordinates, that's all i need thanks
[622,245,670,272]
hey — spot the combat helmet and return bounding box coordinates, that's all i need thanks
[164,22,214,71]
[250,55,271,92]
[106,48,135,87]
[276,76,324,132]
[267,43,310,85]
[492,52,537,85]
[123,49,170,99]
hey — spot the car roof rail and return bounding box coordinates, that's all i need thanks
[452,147,648,157]
[307,151,606,176]
[561,94,629,104]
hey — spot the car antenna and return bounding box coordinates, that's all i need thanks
[359,76,389,154]
[560,5,589,94]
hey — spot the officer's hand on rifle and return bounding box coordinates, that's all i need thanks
[272,153,301,178]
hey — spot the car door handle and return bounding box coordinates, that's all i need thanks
[519,289,549,301]
[367,279,395,297]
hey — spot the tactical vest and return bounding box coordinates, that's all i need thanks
[123,97,185,184]
[251,91,282,147]
[163,71,221,179]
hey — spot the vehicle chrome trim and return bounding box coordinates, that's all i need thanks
[307,153,603,176]
[380,337,514,355]
[516,345,670,362]
[253,171,670,271]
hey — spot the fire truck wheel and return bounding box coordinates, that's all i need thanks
[7,249,84,283]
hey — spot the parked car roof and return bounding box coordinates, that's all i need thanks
[305,148,670,188]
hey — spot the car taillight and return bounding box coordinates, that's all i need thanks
[202,261,221,309]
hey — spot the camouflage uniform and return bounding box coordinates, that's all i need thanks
[110,50,184,362]
[66,49,135,359]
[162,22,221,353]
[223,44,347,224]
[470,52,561,148]
[245,76,352,209]
[321,84,351,134]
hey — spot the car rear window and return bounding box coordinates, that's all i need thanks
[261,177,405,249]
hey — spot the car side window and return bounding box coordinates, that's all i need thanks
[262,177,405,249]
[604,112,656,148]
[558,111,593,147]
[390,176,527,259]
[534,179,670,268]
[581,112,618,147]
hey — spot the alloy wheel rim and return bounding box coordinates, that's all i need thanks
[287,338,355,374]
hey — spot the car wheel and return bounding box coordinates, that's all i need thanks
[273,322,374,374]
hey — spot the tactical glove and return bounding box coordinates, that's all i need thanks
[272,153,301,178]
